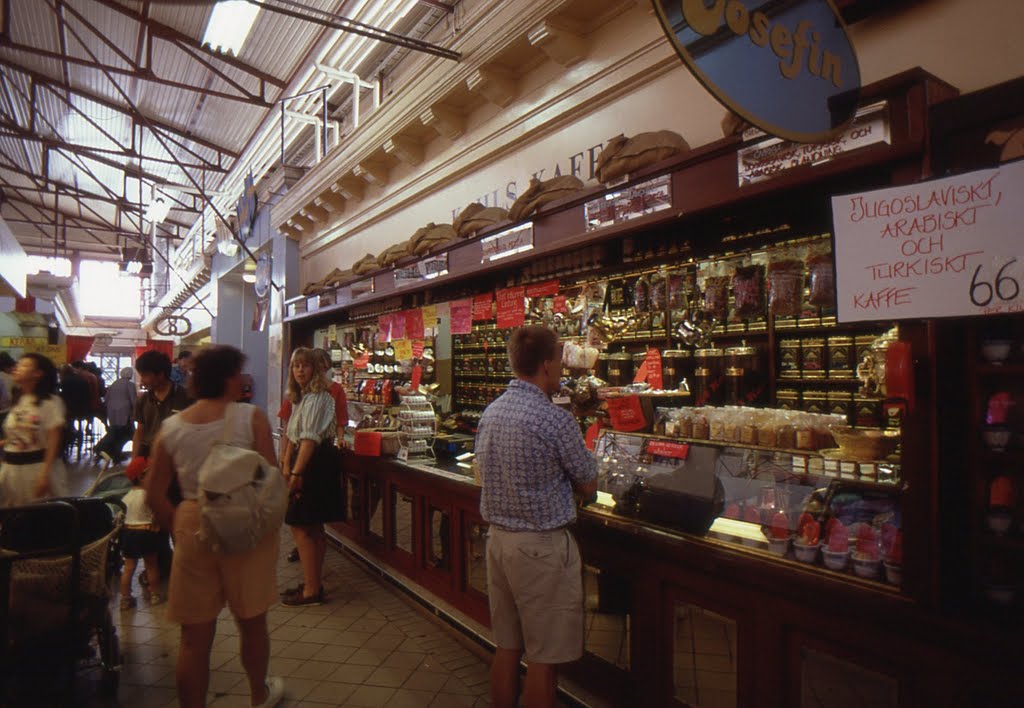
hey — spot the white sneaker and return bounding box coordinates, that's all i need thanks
[252,676,284,708]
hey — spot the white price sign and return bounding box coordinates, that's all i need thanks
[831,160,1024,322]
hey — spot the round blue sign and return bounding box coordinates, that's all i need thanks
[653,0,861,142]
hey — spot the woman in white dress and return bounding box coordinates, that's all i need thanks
[0,353,66,506]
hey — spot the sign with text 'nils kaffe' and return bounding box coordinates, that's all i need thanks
[831,160,1024,322]
[652,0,860,143]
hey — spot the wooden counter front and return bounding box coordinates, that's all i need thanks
[329,452,1022,708]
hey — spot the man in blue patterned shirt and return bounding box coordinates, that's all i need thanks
[476,325,597,708]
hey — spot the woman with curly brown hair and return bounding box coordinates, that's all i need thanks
[279,347,344,606]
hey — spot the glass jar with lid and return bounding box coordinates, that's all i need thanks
[725,345,766,406]
[662,350,694,392]
[606,348,634,387]
[693,348,725,407]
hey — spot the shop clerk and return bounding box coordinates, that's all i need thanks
[475,325,598,708]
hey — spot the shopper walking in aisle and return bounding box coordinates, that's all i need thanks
[476,325,598,708]
[132,350,191,459]
[132,350,190,580]
[279,347,344,606]
[146,346,284,708]
[277,348,347,564]
[95,367,136,465]
[0,353,68,506]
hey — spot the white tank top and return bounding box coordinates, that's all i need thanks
[158,403,257,501]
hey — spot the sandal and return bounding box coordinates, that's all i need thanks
[281,589,325,607]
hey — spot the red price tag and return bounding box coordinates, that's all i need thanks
[496,286,526,329]
[526,279,560,298]
[632,348,663,389]
[412,340,425,358]
[473,293,493,321]
[377,315,392,342]
[645,348,663,390]
[390,312,406,340]
[354,353,370,370]
[646,440,690,460]
[410,364,422,392]
[553,295,568,314]
[405,309,424,339]
[450,298,473,335]
[606,395,647,432]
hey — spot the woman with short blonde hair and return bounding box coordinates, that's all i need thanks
[279,347,344,606]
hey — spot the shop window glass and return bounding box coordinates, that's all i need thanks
[673,602,737,708]
[800,647,897,708]
[465,521,488,596]
[583,565,631,670]
[392,490,414,555]
[346,475,361,524]
[427,505,450,570]
[367,478,384,540]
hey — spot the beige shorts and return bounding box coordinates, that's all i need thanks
[486,527,584,665]
[166,501,280,625]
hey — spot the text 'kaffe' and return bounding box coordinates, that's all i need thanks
[652,0,861,142]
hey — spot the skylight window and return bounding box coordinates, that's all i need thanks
[202,1,260,56]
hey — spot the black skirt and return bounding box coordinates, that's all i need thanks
[285,441,345,526]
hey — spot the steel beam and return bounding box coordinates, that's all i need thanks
[0,56,241,160]
[247,0,461,61]
[89,0,287,89]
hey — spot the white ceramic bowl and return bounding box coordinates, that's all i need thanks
[851,552,881,579]
[982,340,1013,365]
[767,537,789,557]
[987,509,1014,535]
[982,427,1012,452]
[793,541,819,564]
[883,561,902,586]
[822,548,849,571]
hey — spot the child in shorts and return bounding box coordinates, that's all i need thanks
[119,456,163,610]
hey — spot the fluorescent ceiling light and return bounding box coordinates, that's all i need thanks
[203,1,260,56]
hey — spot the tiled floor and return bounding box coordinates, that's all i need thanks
[59,461,495,708]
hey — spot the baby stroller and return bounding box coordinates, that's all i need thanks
[0,497,124,704]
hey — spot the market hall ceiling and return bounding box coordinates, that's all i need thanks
[0,0,456,262]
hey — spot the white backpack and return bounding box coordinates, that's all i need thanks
[197,404,287,554]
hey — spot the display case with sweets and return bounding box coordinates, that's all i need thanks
[986,475,1015,535]
[982,392,1014,452]
[793,513,821,563]
[742,505,763,547]
[766,510,790,557]
[822,519,850,571]
[882,526,903,586]
[851,524,882,579]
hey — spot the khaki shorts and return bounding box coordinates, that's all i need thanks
[486,527,584,665]
[166,501,280,625]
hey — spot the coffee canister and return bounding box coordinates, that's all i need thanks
[725,345,766,406]
[779,338,801,378]
[662,349,694,392]
[693,348,725,406]
[606,348,633,387]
